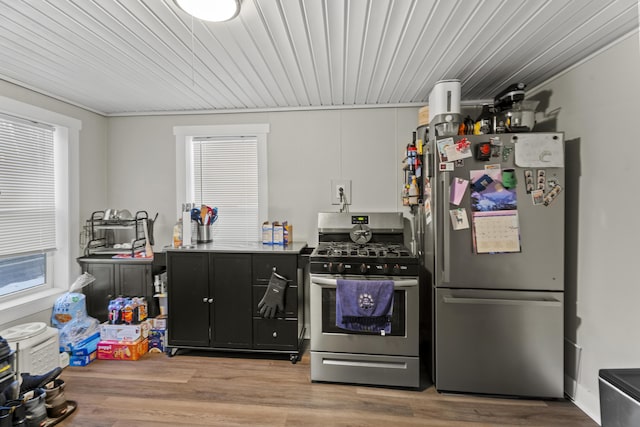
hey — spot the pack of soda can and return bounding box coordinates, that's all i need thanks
[107,296,148,325]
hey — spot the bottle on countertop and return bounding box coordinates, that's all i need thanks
[173,218,183,248]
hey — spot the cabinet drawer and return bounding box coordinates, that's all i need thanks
[252,255,297,285]
[252,285,297,318]
[253,319,297,350]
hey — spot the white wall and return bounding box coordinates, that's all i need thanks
[106,107,418,249]
[528,33,640,423]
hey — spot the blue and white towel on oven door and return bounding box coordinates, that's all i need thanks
[336,279,394,334]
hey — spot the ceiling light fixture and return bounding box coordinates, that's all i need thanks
[175,0,241,22]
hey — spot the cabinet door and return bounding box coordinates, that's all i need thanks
[211,254,252,349]
[167,252,210,347]
[118,264,150,297]
[118,264,156,318]
[81,263,115,322]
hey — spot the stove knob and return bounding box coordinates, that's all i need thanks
[382,264,390,274]
[359,263,368,274]
[392,264,401,275]
[337,263,346,274]
[328,262,334,273]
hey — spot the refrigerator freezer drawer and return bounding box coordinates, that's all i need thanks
[435,288,564,398]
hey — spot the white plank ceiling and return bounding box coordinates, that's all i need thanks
[0,0,638,116]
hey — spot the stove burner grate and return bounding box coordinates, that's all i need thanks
[313,242,414,259]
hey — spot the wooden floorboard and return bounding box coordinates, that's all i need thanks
[56,349,597,426]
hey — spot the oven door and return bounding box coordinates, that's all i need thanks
[309,274,419,357]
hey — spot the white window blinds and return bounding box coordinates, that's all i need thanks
[192,136,259,241]
[0,115,56,257]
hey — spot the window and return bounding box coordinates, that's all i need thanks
[0,114,55,297]
[0,96,80,322]
[175,125,269,242]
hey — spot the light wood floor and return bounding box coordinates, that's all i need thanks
[57,348,597,427]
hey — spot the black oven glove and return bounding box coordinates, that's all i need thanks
[258,271,288,319]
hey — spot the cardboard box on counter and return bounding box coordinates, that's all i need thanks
[273,222,284,245]
[284,222,292,245]
[100,320,150,342]
[97,338,148,361]
[262,221,273,245]
[263,221,293,245]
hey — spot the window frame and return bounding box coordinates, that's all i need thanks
[174,124,269,241]
[0,96,81,326]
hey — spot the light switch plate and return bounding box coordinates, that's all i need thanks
[331,179,351,205]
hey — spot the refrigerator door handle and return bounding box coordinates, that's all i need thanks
[440,175,451,283]
[427,142,434,179]
[442,295,562,307]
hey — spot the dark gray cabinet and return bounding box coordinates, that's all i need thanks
[166,250,305,362]
[251,254,303,355]
[165,251,209,347]
[77,257,155,322]
[211,254,253,348]
[166,252,252,350]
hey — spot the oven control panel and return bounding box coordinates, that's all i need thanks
[351,215,369,224]
[309,261,419,276]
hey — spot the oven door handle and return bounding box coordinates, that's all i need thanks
[310,276,418,288]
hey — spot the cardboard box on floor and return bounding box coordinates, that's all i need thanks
[97,338,148,361]
[99,320,150,342]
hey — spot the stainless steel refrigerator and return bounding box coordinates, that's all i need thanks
[422,131,565,398]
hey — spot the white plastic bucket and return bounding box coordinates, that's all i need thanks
[429,79,461,122]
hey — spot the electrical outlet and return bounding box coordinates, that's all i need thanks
[331,179,351,205]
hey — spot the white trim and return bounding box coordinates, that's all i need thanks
[174,123,270,138]
[0,75,106,116]
[0,288,66,327]
[0,96,82,131]
[112,101,492,117]
[573,380,602,425]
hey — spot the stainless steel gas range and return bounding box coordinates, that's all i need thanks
[309,212,420,388]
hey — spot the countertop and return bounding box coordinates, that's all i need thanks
[163,241,309,254]
[77,254,154,264]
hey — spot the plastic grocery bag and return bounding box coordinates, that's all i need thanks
[52,273,100,351]
[51,273,95,328]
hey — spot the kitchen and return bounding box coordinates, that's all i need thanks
[0,1,638,425]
